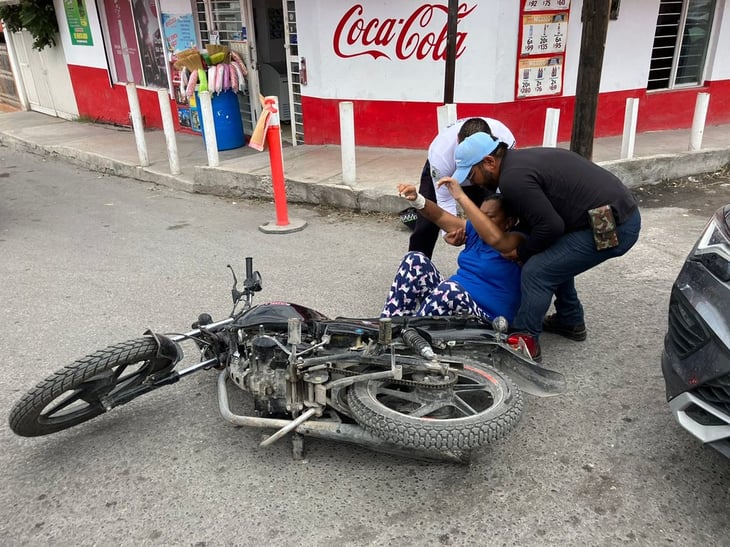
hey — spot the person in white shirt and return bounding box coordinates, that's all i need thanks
[408,117,517,258]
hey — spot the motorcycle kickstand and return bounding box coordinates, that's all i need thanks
[291,433,305,461]
[259,407,318,448]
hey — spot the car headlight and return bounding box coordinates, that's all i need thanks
[692,206,730,282]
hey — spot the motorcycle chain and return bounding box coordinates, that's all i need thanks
[323,363,458,389]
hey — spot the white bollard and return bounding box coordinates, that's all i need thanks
[125,83,149,166]
[437,104,457,132]
[157,89,180,175]
[339,101,356,186]
[542,108,560,147]
[689,92,710,151]
[620,98,639,159]
[198,91,219,167]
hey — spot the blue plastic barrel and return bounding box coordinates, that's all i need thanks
[194,89,245,151]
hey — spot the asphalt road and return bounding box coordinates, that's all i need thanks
[1,148,729,546]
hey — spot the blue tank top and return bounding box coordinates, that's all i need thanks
[450,222,522,322]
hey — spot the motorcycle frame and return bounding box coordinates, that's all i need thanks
[97,259,565,462]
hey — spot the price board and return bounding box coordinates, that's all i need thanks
[515,1,570,99]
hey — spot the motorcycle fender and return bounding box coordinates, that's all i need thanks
[458,342,566,398]
[143,330,183,368]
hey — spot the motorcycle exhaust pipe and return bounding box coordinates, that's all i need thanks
[216,372,467,463]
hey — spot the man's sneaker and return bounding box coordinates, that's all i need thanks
[542,314,587,341]
[531,341,542,363]
[506,332,542,362]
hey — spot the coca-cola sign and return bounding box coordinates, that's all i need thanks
[333,3,476,61]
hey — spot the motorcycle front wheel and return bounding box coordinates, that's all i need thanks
[9,337,169,437]
[347,361,523,451]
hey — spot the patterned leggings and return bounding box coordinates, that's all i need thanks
[381,252,492,321]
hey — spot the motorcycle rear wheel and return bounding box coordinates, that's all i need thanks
[9,337,167,437]
[347,361,523,451]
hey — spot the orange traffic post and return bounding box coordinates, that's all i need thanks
[255,95,307,234]
[266,101,289,226]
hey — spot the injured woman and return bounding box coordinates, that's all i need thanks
[382,183,524,323]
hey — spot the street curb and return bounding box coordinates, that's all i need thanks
[194,165,405,213]
[600,148,730,188]
[3,129,730,213]
[0,132,195,193]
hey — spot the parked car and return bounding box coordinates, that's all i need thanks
[662,204,730,458]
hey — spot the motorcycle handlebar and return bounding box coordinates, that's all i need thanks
[245,257,253,280]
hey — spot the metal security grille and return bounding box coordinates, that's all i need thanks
[647,0,716,90]
[195,0,244,45]
[283,0,303,145]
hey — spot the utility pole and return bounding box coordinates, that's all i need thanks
[570,0,611,160]
[443,0,458,103]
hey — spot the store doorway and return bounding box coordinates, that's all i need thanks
[249,1,288,121]
[8,30,78,119]
[246,0,301,144]
[195,0,301,142]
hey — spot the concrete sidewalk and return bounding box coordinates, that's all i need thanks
[0,109,729,213]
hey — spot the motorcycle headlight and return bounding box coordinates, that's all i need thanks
[692,206,730,282]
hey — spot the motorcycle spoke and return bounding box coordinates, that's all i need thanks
[41,366,148,419]
[454,381,488,392]
[111,363,130,381]
[10,337,166,437]
[451,395,479,416]
[43,389,90,416]
[377,387,422,404]
[347,361,522,452]
[409,400,451,418]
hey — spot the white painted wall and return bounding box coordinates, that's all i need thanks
[706,1,730,80]
[54,0,108,68]
[601,0,660,92]
[487,1,520,103]
[562,0,661,95]
[297,1,508,102]
[296,0,729,103]
[452,0,516,103]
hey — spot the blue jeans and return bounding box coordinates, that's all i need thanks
[513,209,642,336]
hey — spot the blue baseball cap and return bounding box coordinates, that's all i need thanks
[452,132,500,183]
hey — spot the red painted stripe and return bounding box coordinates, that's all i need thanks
[464,364,497,385]
[303,80,730,148]
[67,65,178,130]
[68,65,730,149]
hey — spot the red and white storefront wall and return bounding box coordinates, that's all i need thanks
[56,0,730,148]
[296,0,730,148]
[54,0,178,130]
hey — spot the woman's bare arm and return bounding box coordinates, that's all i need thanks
[435,178,524,253]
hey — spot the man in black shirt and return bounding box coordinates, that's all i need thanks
[441,132,641,356]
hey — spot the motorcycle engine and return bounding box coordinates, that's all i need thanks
[229,334,291,417]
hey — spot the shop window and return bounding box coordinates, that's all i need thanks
[195,0,244,44]
[99,0,168,88]
[647,0,716,90]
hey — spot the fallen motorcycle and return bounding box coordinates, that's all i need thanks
[9,258,565,462]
